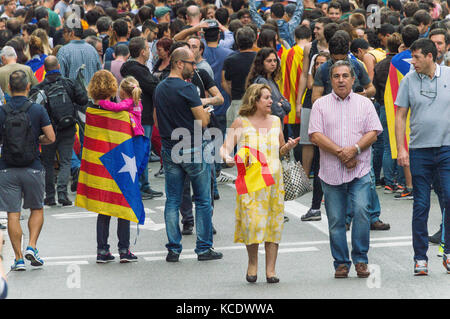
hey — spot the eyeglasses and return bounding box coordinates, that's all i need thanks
[419,74,437,100]
[180,60,196,66]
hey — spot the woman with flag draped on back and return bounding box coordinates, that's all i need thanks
[25,36,48,83]
[220,83,299,284]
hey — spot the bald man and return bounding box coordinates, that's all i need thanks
[154,47,223,262]
[29,55,88,207]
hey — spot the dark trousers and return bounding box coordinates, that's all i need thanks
[96,214,130,253]
[311,146,323,210]
[41,134,75,199]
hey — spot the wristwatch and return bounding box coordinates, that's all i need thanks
[354,144,361,155]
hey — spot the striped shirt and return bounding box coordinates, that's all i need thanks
[308,91,382,186]
[56,40,102,84]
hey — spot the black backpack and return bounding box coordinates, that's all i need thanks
[1,101,39,167]
[33,79,76,131]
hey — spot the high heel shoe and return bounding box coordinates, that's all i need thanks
[246,273,257,283]
[266,276,280,283]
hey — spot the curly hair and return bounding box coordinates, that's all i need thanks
[29,35,44,57]
[88,70,118,101]
[238,83,271,117]
[245,47,280,89]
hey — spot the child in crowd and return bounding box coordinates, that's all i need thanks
[98,76,144,137]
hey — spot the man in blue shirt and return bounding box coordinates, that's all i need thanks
[154,47,223,263]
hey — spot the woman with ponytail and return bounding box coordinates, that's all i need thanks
[97,75,144,137]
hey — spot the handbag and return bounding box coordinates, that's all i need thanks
[281,150,313,201]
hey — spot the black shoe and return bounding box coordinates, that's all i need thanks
[301,209,321,221]
[212,224,217,235]
[266,276,280,283]
[214,193,220,200]
[154,167,164,178]
[182,224,194,235]
[143,188,163,198]
[141,191,154,200]
[119,250,138,263]
[198,248,223,261]
[0,224,6,230]
[57,193,72,206]
[44,197,56,206]
[246,273,257,283]
[96,252,115,263]
[429,228,442,244]
[166,250,180,262]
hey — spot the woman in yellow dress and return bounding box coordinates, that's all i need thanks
[220,83,299,283]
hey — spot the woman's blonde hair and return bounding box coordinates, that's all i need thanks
[120,76,141,107]
[31,28,52,55]
[238,83,271,117]
[88,70,118,101]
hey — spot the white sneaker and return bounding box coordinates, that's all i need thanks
[216,172,235,184]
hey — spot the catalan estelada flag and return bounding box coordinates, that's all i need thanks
[277,45,303,124]
[234,146,275,195]
[75,107,149,224]
[26,54,47,83]
[384,49,412,158]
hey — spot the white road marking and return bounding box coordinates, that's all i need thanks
[370,241,412,248]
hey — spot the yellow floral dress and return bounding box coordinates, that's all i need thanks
[234,115,285,245]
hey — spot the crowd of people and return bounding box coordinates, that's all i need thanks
[0,0,449,295]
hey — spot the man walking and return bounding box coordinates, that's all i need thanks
[395,38,450,275]
[29,56,88,206]
[154,47,223,262]
[308,60,383,279]
[0,70,56,271]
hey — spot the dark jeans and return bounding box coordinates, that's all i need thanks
[372,102,383,183]
[41,134,75,199]
[96,214,130,254]
[410,146,450,259]
[311,146,323,210]
[139,125,153,191]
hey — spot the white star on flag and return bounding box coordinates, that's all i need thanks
[118,152,137,183]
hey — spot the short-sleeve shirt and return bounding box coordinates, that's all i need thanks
[314,58,371,95]
[223,51,256,100]
[394,64,450,149]
[0,96,51,170]
[154,77,202,150]
[308,91,382,185]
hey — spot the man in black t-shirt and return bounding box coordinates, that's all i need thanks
[154,47,223,262]
[222,26,256,128]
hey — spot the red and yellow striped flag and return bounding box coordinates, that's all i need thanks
[75,107,140,223]
[234,146,275,195]
[384,50,412,159]
[278,45,304,124]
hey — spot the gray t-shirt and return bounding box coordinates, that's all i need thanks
[395,64,450,149]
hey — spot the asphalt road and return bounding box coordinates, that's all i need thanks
[1,161,449,300]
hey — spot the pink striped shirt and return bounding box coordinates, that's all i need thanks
[308,91,382,186]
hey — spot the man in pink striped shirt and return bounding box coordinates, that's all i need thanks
[308,60,382,279]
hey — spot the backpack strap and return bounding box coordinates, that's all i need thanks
[18,100,33,113]
[1,103,13,114]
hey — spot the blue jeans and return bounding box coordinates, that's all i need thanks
[321,174,372,269]
[410,146,450,259]
[380,105,405,186]
[346,154,381,225]
[139,125,153,191]
[161,146,213,255]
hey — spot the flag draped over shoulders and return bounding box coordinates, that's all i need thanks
[384,49,412,159]
[277,45,303,124]
[75,107,149,225]
[26,54,48,83]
